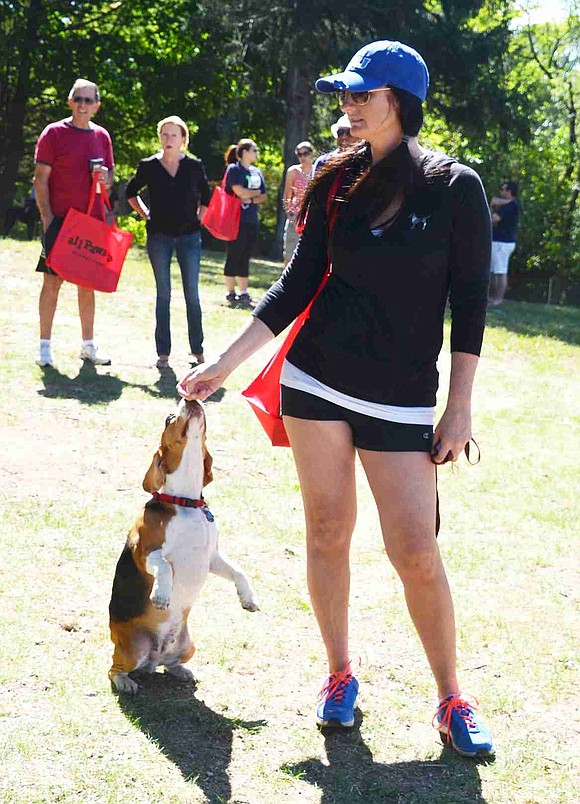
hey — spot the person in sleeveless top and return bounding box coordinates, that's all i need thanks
[282,141,314,264]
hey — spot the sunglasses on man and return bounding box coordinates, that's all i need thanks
[338,88,391,107]
[72,95,97,104]
[297,150,312,157]
[336,129,351,138]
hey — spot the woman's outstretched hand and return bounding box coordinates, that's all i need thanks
[177,361,230,401]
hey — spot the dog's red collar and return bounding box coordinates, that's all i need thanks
[152,492,205,508]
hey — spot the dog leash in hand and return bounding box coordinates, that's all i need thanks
[151,492,215,522]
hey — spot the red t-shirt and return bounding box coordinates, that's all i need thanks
[34,119,115,217]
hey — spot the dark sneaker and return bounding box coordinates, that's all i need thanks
[236,292,256,309]
[189,353,204,367]
[225,291,237,306]
[435,694,495,757]
[316,667,359,728]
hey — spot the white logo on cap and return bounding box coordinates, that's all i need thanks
[409,213,431,231]
[352,55,371,70]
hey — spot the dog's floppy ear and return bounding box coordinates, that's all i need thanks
[143,448,166,493]
[202,438,214,487]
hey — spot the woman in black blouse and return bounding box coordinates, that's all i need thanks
[126,115,211,368]
[177,42,494,758]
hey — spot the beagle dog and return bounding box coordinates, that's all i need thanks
[108,398,258,694]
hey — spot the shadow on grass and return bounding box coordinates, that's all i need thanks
[38,362,181,404]
[117,673,266,803]
[485,300,580,346]
[206,386,227,403]
[283,713,489,804]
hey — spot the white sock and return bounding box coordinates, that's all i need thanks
[238,290,249,296]
[40,339,51,347]
[82,339,94,347]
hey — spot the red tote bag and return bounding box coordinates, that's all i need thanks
[202,175,241,241]
[241,170,343,447]
[46,176,132,292]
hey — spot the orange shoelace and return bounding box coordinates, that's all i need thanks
[318,662,353,704]
[434,694,480,740]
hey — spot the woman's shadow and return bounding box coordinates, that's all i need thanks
[38,363,185,404]
[283,711,490,804]
[116,673,265,803]
[39,364,228,405]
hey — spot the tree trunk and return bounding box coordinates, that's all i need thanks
[0,0,44,234]
[270,56,313,260]
[560,81,579,276]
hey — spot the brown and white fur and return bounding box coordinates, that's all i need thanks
[108,398,258,694]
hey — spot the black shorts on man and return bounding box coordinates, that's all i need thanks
[36,216,64,274]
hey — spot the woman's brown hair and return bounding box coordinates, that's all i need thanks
[298,87,446,227]
[224,139,256,165]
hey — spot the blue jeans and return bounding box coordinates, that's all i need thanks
[147,231,203,356]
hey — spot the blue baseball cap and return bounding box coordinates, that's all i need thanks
[316,40,429,102]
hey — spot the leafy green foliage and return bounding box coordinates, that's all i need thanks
[1,0,579,280]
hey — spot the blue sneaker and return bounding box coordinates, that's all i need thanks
[316,667,359,728]
[435,694,495,757]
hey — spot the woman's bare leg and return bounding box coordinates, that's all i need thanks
[358,449,460,699]
[284,416,357,673]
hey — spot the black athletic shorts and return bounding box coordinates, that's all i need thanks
[280,385,434,453]
[36,216,64,274]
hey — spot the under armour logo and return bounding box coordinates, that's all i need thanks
[409,213,431,231]
[351,55,371,70]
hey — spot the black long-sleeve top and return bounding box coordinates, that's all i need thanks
[125,154,211,236]
[253,152,491,407]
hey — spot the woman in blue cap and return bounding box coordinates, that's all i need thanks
[178,40,494,758]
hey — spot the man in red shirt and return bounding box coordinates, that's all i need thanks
[34,78,115,367]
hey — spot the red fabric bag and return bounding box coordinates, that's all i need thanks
[46,176,132,292]
[202,175,241,241]
[241,170,343,447]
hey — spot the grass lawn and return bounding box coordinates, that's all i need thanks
[0,237,578,804]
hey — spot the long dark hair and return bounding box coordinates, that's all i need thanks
[299,87,442,226]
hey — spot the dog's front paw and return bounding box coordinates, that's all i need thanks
[111,673,139,694]
[150,586,171,609]
[241,595,260,612]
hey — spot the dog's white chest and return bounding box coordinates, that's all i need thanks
[162,508,217,611]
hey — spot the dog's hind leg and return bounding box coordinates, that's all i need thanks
[163,663,195,682]
[162,618,196,682]
[109,669,139,694]
[210,552,259,611]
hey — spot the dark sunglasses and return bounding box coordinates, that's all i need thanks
[336,129,351,138]
[338,88,390,106]
[72,95,97,104]
[297,150,312,157]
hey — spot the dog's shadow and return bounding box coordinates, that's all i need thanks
[117,672,265,801]
[283,711,491,803]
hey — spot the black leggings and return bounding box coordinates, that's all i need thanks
[224,223,258,277]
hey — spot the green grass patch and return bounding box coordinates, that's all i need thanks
[0,239,578,803]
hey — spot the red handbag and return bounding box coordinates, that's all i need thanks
[46,175,132,292]
[202,174,242,241]
[241,170,343,447]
